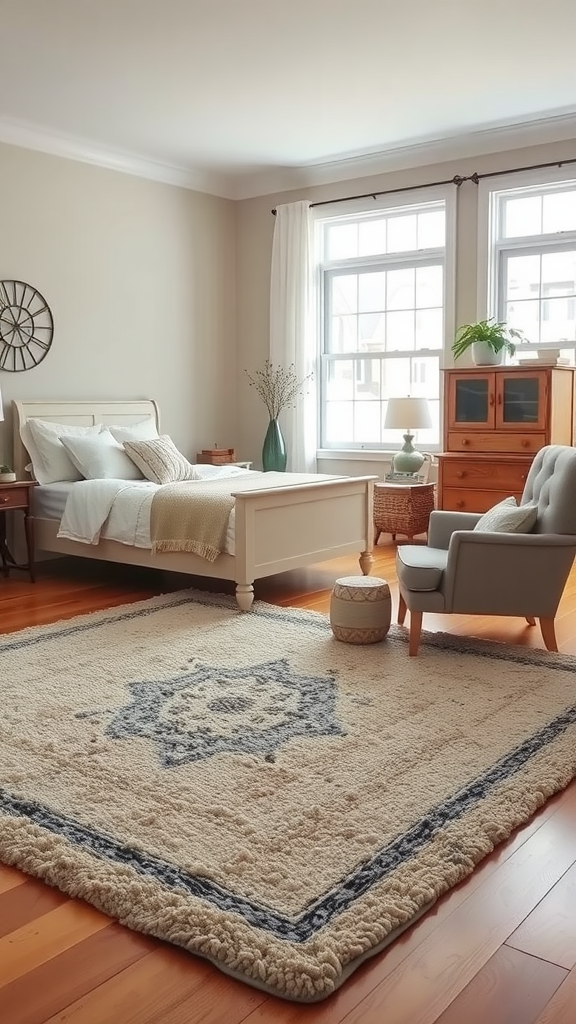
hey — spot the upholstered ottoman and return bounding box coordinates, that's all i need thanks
[330,576,392,644]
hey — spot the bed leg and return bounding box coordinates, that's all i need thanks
[359,550,374,576]
[235,584,255,611]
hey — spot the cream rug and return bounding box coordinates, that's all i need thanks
[2,590,576,1002]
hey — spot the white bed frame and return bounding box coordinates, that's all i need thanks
[13,400,376,610]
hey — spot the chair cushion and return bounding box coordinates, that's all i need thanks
[473,496,538,534]
[396,546,448,592]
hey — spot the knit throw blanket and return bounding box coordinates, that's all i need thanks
[150,472,328,561]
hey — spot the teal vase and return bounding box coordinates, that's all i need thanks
[262,418,287,472]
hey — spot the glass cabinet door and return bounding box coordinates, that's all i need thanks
[448,373,494,429]
[496,372,546,429]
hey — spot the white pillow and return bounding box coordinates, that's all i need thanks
[23,419,104,485]
[474,496,538,534]
[123,435,201,485]
[60,428,144,480]
[108,419,159,443]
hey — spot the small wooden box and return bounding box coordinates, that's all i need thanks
[196,448,236,465]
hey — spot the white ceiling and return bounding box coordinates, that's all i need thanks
[1,0,576,199]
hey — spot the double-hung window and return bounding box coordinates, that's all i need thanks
[316,189,455,452]
[480,169,576,362]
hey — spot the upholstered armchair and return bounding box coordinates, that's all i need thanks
[396,445,576,656]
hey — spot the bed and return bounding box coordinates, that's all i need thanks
[13,399,376,610]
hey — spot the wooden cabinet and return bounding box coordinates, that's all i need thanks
[438,366,576,512]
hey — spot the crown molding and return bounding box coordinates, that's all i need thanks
[230,108,576,200]
[0,108,575,203]
[0,116,236,199]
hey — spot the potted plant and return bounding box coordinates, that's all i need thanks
[452,318,526,366]
[0,463,16,483]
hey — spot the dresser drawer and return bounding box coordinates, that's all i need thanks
[447,431,545,454]
[441,459,530,491]
[442,487,524,513]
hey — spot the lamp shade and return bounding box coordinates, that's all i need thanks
[384,396,432,431]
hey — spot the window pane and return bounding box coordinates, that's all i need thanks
[543,191,576,233]
[541,251,576,296]
[355,401,381,443]
[330,313,358,352]
[326,360,354,401]
[505,254,541,300]
[416,265,443,307]
[505,298,540,341]
[359,312,385,349]
[331,274,357,316]
[502,195,542,237]
[416,308,443,349]
[358,218,386,257]
[325,401,353,444]
[386,310,415,351]
[417,210,445,249]
[382,358,412,397]
[326,223,358,260]
[541,297,576,343]
[358,271,386,312]
[387,268,415,310]
[387,213,417,253]
[355,359,382,399]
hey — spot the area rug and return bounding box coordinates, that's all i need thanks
[2,590,576,1002]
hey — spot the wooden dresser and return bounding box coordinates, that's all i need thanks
[437,365,576,512]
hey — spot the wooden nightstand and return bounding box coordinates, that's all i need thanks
[374,481,435,544]
[0,480,36,581]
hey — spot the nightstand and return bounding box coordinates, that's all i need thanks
[374,481,435,544]
[0,480,36,581]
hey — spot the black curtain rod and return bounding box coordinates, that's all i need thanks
[271,156,576,214]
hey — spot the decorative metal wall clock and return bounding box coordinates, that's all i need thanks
[0,280,54,372]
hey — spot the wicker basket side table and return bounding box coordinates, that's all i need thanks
[374,482,435,544]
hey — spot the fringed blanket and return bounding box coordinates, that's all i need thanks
[150,472,325,561]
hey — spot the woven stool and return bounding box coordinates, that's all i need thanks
[330,576,391,644]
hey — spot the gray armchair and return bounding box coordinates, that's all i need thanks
[396,445,576,655]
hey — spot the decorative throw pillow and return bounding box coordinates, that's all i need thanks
[22,418,104,485]
[60,428,144,480]
[123,435,201,485]
[108,418,159,443]
[473,496,538,534]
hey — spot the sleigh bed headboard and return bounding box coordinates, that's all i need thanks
[12,399,160,481]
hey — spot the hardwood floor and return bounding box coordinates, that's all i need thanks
[2,543,576,1024]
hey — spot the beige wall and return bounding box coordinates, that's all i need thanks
[0,143,236,467]
[235,138,576,474]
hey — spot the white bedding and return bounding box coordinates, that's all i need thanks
[54,465,252,556]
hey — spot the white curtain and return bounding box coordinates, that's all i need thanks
[269,200,316,472]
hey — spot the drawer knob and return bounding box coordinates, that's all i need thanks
[456,471,466,479]
[521,439,530,448]
[456,500,465,509]
[461,438,470,446]
[0,497,9,504]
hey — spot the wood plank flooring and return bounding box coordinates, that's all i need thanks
[1,543,576,1024]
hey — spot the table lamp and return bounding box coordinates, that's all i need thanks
[384,396,432,474]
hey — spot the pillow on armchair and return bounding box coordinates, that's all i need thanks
[473,496,538,534]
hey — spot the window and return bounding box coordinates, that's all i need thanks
[315,191,455,451]
[481,171,576,363]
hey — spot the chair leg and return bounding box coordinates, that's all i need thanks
[409,611,423,656]
[397,592,407,625]
[526,616,536,626]
[539,618,558,652]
